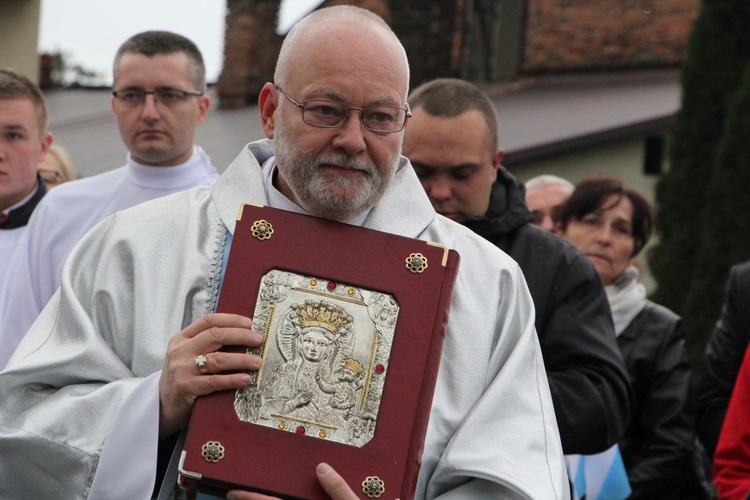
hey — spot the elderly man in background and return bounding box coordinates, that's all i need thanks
[0,69,53,324]
[402,78,632,457]
[0,6,568,499]
[0,31,219,369]
[525,174,574,231]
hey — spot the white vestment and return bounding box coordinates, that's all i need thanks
[0,186,40,326]
[0,140,568,499]
[0,146,219,368]
[0,227,27,324]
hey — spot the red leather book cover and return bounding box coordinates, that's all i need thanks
[179,204,460,499]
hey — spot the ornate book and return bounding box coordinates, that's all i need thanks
[179,204,460,499]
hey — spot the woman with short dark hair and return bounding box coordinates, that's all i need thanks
[556,177,708,499]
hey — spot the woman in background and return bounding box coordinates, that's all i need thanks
[555,177,708,499]
[38,144,76,188]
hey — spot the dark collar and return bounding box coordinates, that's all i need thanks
[0,175,48,229]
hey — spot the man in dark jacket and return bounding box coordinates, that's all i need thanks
[402,78,633,454]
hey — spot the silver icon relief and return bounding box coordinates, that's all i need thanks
[234,270,399,448]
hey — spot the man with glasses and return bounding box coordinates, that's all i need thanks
[0,31,219,369]
[0,7,567,499]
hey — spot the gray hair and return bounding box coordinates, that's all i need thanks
[525,174,574,191]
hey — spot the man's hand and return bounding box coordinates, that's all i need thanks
[226,463,359,499]
[158,313,263,437]
[315,463,360,499]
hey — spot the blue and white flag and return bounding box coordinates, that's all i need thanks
[565,445,631,499]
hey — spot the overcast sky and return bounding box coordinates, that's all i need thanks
[39,0,324,86]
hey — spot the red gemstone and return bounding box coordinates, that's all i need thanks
[327,281,336,290]
[296,426,306,435]
[375,364,385,374]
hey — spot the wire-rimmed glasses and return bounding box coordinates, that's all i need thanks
[112,88,204,109]
[275,85,410,133]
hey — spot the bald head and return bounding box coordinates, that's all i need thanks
[274,6,409,95]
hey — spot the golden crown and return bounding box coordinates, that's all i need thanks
[292,300,353,334]
[344,358,364,374]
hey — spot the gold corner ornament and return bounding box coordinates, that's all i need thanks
[251,219,274,240]
[362,476,385,498]
[201,441,225,463]
[405,253,428,274]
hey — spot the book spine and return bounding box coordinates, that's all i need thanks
[400,250,460,499]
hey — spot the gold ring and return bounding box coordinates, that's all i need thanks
[195,354,209,375]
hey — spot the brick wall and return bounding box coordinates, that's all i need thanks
[218,0,388,107]
[217,0,700,106]
[522,0,700,73]
[217,0,284,108]
[391,2,460,89]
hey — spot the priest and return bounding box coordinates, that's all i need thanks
[0,6,568,499]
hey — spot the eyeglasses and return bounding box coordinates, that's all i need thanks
[39,168,64,187]
[112,88,204,108]
[275,85,411,133]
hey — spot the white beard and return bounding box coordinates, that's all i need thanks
[273,117,399,222]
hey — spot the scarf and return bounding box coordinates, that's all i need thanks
[0,176,48,229]
[606,265,647,337]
